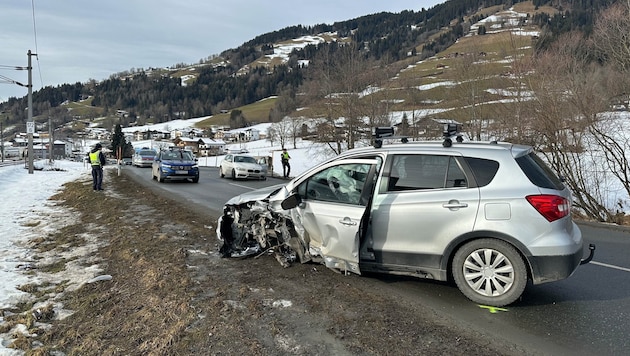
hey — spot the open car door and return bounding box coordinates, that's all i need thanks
[289,159,379,274]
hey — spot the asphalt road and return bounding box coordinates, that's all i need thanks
[120,165,630,356]
[121,165,282,215]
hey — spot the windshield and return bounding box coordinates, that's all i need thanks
[162,150,193,161]
[139,150,156,156]
[235,156,257,164]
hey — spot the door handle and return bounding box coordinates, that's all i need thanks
[339,217,357,226]
[442,200,468,209]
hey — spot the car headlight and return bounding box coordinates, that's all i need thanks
[162,164,172,169]
[192,164,199,169]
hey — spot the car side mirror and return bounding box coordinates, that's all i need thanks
[281,194,302,210]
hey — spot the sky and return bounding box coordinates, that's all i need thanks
[0,0,443,103]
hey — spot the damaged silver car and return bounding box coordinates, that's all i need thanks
[218,127,594,307]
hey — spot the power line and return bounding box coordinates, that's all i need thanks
[0,0,40,95]
[0,65,27,70]
[30,0,44,90]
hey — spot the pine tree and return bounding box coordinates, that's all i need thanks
[111,124,134,158]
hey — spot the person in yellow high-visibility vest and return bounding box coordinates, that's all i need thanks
[88,143,106,191]
[280,148,291,178]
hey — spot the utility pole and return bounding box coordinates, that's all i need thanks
[1,120,4,162]
[26,50,36,174]
[48,116,53,163]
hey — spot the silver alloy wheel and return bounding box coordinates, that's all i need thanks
[462,248,514,297]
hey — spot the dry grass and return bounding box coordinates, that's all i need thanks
[0,171,528,355]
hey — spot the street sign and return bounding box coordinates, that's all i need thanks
[26,121,34,134]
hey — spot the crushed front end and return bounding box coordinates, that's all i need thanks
[217,197,313,268]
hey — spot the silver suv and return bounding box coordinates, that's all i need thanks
[218,129,593,306]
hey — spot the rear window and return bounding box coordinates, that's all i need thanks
[139,150,156,156]
[516,152,565,190]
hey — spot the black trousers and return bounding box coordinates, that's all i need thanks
[92,166,103,190]
[282,160,290,177]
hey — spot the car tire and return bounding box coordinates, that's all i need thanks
[452,238,527,307]
[231,169,236,180]
[219,167,224,178]
[192,176,199,183]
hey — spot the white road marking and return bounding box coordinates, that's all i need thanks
[591,261,630,272]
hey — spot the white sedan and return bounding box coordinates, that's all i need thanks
[219,154,267,180]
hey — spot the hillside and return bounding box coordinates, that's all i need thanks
[0,0,610,138]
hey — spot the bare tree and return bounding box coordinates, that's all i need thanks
[587,114,630,217]
[269,120,292,149]
[333,42,374,150]
[272,87,305,149]
[358,54,402,137]
[487,32,538,143]
[396,68,429,140]
[448,45,493,140]
[302,44,344,155]
[526,32,616,221]
[592,0,630,72]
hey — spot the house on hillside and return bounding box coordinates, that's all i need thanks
[223,127,261,142]
[174,137,199,153]
[131,129,171,141]
[212,127,231,140]
[198,138,225,156]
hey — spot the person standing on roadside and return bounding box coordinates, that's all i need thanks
[89,143,106,191]
[281,148,291,178]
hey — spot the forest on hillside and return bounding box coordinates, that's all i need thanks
[0,0,618,134]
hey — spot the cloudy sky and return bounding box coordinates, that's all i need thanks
[0,0,443,103]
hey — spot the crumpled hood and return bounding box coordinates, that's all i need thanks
[225,183,287,206]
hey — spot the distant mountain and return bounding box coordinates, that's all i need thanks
[0,0,614,139]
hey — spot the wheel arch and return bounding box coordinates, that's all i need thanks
[442,231,534,283]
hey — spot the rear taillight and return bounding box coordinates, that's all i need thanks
[526,195,569,222]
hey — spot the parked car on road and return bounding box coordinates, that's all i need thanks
[217,126,594,307]
[133,149,157,167]
[152,148,199,183]
[219,154,267,180]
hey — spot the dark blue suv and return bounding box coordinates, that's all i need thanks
[151,149,199,183]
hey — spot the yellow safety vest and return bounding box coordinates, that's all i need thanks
[281,152,290,160]
[89,151,101,166]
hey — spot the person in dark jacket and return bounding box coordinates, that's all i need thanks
[88,143,106,191]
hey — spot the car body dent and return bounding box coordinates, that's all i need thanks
[218,158,378,274]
